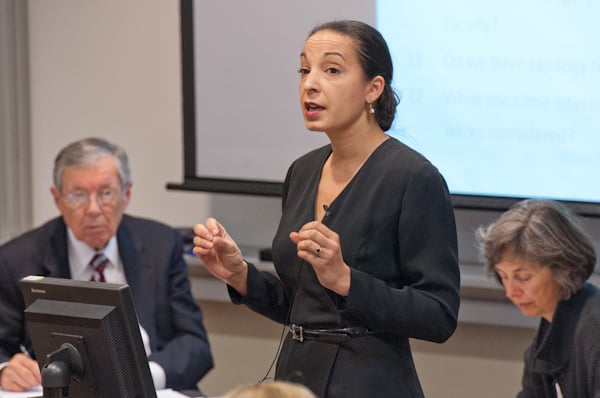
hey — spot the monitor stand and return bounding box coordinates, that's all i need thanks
[35,343,84,398]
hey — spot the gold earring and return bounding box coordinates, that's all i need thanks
[369,103,375,115]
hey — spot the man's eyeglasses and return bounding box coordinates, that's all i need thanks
[62,188,122,209]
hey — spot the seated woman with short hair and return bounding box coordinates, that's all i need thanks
[476,199,599,397]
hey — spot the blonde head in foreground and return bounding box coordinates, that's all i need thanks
[222,381,316,398]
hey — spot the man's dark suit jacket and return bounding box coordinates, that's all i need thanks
[0,214,213,390]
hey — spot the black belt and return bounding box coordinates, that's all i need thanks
[289,324,376,344]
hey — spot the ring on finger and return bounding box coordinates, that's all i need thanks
[315,246,321,256]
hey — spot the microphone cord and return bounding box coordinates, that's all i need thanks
[258,207,327,383]
[257,258,305,383]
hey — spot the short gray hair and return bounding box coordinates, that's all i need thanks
[53,137,131,191]
[476,199,597,299]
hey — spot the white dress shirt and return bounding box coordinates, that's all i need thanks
[65,228,166,389]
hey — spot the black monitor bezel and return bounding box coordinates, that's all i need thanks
[20,276,157,398]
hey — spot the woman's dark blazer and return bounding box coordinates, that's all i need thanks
[231,138,461,397]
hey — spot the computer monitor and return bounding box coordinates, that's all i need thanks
[20,275,157,398]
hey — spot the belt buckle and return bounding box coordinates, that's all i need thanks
[291,324,304,342]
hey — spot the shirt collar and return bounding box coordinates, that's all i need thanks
[67,229,119,273]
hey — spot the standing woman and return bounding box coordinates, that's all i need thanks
[194,20,460,397]
[476,199,599,397]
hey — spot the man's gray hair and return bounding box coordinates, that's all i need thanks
[53,137,131,191]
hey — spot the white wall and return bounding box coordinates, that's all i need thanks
[27,0,212,228]
[27,1,533,397]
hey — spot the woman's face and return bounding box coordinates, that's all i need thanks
[298,30,374,135]
[494,251,563,322]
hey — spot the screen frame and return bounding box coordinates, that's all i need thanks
[166,0,283,197]
[167,0,600,217]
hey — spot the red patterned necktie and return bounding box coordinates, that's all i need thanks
[89,253,108,282]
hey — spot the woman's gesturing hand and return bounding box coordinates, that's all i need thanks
[193,218,248,295]
[290,221,351,297]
